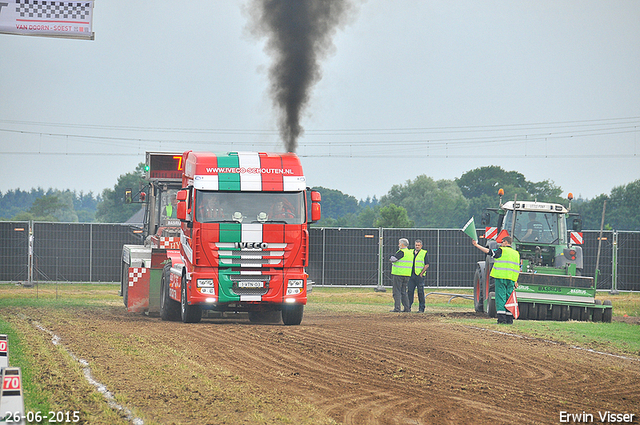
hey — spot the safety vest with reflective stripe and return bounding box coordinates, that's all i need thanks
[413,249,428,275]
[392,248,414,276]
[490,246,520,282]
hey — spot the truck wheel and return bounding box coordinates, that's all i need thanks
[473,268,484,313]
[282,304,304,326]
[602,300,612,323]
[581,308,592,322]
[487,292,496,318]
[518,303,529,320]
[592,300,603,322]
[160,265,180,321]
[181,275,202,323]
[527,304,538,320]
[551,304,562,321]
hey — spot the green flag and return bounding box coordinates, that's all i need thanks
[462,217,478,242]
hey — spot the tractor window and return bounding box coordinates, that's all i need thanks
[159,188,180,227]
[507,211,560,244]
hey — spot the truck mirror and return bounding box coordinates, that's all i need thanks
[481,212,491,226]
[312,203,321,222]
[125,188,132,204]
[572,218,582,232]
[176,190,188,220]
[310,190,321,222]
[177,201,187,220]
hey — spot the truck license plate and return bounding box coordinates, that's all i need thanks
[238,281,264,288]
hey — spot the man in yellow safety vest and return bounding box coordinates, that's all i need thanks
[389,238,413,312]
[473,236,520,324]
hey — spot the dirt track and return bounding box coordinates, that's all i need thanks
[26,308,640,424]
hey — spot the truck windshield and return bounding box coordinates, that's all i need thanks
[504,210,562,244]
[195,191,305,224]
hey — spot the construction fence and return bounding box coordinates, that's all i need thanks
[0,222,638,291]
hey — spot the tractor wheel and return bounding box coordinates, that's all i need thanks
[518,303,529,320]
[536,304,548,320]
[180,275,202,323]
[487,292,496,318]
[570,306,582,321]
[560,305,570,321]
[282,304,304,326]
[602,300,613,323]
[473,268,484,313]
[160,264,180,321]
[592,300,603,322]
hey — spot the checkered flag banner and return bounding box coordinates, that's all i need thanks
[0,0,94,40]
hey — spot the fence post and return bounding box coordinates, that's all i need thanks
[436,229,440,287]
[375,227,386,292]
[321,228,326,286]
[89,223,93,283]
[28,221,34,286]
[610,230,619,295]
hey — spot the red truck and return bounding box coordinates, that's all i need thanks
[124,151,321,325]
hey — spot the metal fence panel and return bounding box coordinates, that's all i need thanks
[0,222,29,282]
[1,222,639,289]
[581,230,613,290]
[91,224,143,282]
[33,222,92,282]
[617,231,640,291]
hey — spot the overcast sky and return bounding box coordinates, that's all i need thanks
[1,1,639,203]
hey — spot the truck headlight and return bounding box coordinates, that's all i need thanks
[197,279,214,288]
[288,279,303,288]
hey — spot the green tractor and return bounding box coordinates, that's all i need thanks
[473,190,612,322]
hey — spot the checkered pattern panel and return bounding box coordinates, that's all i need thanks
[128,267,148,287]
[160,237,180,249]
[15,1,91,20]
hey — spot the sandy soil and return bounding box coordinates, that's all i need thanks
[26,308,640,425]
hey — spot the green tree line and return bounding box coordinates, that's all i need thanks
[1,164,639,230]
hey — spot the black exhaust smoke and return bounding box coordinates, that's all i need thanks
[248,0,357,152]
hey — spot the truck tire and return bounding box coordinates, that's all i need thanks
[551,304,562,321]
[602,300,612,323]
[473,268,484,313]
[282,304,304,326]
[181,275,202,323]
[518,302,529,320]
[487,292,496,318]
[160,265,180,321]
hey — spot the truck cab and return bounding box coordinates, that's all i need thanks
[160,151,321,325]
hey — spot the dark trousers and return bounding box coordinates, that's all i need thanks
[408,274,425,312]
[391,275,410,312]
